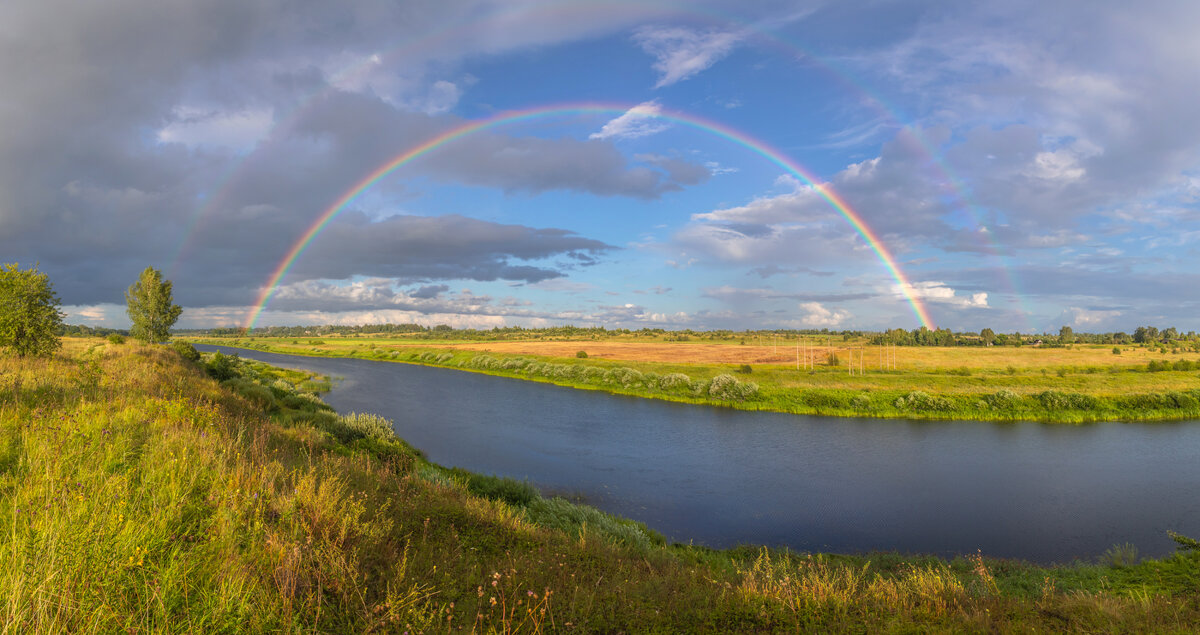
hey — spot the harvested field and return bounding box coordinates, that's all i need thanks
[384,339,1189,370]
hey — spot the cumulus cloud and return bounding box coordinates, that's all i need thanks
[799,302,851,327]
[898,281,988,308]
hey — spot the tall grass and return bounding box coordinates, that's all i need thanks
[9,339,1196,631]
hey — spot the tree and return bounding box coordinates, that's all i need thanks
[126,266,182,343]
[980,328,996,346]
[1059,325,1074,344]
[0,263,64,357]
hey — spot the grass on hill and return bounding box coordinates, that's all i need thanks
[1,338,1199,632]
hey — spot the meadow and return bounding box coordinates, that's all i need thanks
[185,333,1200,423]
[2,337,1199,632]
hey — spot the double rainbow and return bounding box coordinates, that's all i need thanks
[244,103,936,330]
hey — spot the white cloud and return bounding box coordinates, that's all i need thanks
[633,26,741,88]
[589,100,670,140]
[799,302,851,327]
[1063,306,1122,327]
[897,281,988,308]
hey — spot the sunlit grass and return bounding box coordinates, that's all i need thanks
[186,335,1200,422]
[4,338,1198,631]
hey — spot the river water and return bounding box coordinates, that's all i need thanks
[196,344,1200,563]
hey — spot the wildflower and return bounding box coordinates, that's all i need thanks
[489,597,496,606]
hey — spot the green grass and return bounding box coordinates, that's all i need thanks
[186,336,1200,423]
[7,338,1198,631]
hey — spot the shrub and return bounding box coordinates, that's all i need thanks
[205,351,237,381]
[893,391,953,411]
[983,389,1022,411]
[707,374,758,401]
[170,341,200,362]
[575,350,588,358]
[851,394,871,410]
[826,353,841,367]
[107,333,125,345]
[658,373,691,390]
[1113,347,1121,355]
[736,364,753,374]
[335,412,397,442]
[1036,390,1099,411]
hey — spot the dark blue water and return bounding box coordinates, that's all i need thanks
[197,344,1200,563]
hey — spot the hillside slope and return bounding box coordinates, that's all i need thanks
[1,339,1198,632]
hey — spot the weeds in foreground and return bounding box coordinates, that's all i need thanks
[2,339,1199,632]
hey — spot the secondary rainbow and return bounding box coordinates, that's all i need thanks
[244,103,937,330]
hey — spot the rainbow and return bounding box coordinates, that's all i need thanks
[244,103,936,330]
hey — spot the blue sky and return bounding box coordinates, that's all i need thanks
[3,0,1199,333]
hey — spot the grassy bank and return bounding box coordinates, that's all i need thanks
[186,336,1200,423]
[3,338,1199,632]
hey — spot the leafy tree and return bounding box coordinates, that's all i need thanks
[0,263,64,357]
[1059,325,1074,344]
[125,266,182,343]
[980,328,995,346]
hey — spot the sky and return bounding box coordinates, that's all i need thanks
[3,0,1199,334]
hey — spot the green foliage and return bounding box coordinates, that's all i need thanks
[736,363,753,374]
[1168,531,1200,552]
[1101,543,1139,567]
[707,373,759,401]
[575,349,588,358]
[0,263,64,357]
[170,340,200,362]
[982,389,1022,411]
[1113,346,1122,355]
[107,333,125,345]
[893,391,953,411]
[125,266,182,343]
[1036,390,1099,411]
[205,351,238,381]
[448,468,539,506]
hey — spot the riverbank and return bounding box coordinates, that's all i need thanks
[3,338,1200,631]
[185,336,1200,423]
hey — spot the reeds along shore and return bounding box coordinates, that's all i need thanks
[2,338,1198,632]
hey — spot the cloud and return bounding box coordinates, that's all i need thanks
[156,106,275,151]
[589,101,671,140]
[634,26,741,87]
[898,281,989,308]
[799,302,851,327]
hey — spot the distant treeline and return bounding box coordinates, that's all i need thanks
[179,323,1200,348]
[58,324,128,337]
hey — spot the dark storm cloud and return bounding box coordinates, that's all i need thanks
[0,0,712,314]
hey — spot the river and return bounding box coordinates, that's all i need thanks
[196,344,1200,563]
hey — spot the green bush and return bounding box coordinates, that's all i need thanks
[736,364,753,374]
[893,391,953,411]
[170,341,200,362]
[708,373,758,401]
[1036,390,1098,411]
[107,333,125,345]
[983,389,1022,411]
[575,350,588,358]
[205,351,237,381]
[1113,347,1122,355]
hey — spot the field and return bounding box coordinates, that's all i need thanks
[186,334,1200,423]
[2,337,1200,632]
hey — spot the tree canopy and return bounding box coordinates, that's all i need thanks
[0,263,64,357]
[126,266,182,343]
